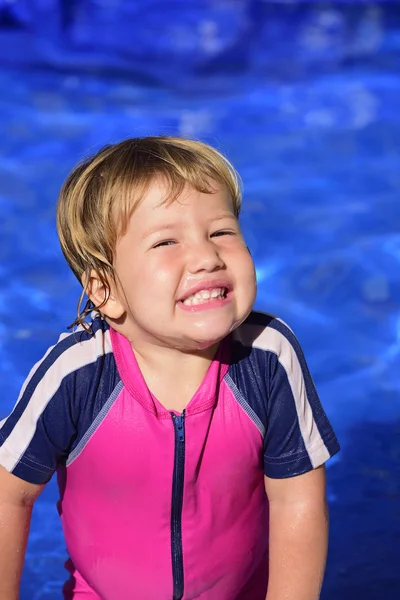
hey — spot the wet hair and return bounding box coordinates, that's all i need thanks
[56,136,242,331]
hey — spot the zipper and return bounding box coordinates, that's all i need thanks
[171,410,185,600]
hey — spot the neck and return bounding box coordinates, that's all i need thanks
[129,339,221,412]
[132,340,219,377]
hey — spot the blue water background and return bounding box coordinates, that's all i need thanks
[0,1,399,598]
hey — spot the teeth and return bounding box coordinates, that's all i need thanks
[182,287,226,306]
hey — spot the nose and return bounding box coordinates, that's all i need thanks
[186,238,225,274]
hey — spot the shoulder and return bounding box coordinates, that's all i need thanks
[228,310,312,403]
[229,313,340,478]
[11,314,116,419]
[232,310,299,357]
[0,315,119,483]
[36,314,113,381]
[226,312,297,419]
[48,314,112,365]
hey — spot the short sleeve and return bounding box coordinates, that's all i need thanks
[0,319,114,484]
[262,318,340,479]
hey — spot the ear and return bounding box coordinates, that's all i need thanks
[83,269,125,320]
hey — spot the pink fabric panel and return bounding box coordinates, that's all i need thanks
[180,382,269,599]
[59,387,176,600]
[59,328,269,599]
[63,559,102,599]
[109,326,230,417]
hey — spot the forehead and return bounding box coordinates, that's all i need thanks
[131,179,235,223]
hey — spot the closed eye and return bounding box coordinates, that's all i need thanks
[153,240,177,248]
[210,230,236,238]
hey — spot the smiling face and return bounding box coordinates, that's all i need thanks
[104,179,257,352]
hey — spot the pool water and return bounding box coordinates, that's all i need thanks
[0,2,399,598]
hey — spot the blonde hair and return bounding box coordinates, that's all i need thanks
[56,136,243,330]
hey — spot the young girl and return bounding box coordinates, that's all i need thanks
[0,137,339,600]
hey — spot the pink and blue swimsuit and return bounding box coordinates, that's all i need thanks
[0,311,339,599]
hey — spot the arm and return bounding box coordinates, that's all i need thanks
[0,465,44,600]
[264,465,328,600]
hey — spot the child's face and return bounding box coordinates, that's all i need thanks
[111,179,257,351]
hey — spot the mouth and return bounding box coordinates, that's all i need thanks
[179,286,229,307]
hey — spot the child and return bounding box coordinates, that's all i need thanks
[0,136,339,600]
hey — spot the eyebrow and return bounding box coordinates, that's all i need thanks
[142,213,237,240]
[141,223,177,241]
[209,212,237,223]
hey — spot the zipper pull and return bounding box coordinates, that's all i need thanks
[171,411,185,443]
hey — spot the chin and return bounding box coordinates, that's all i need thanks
[192,338,224,351]
[188,322,237,350]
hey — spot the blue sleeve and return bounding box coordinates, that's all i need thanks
[0,319,115,484]
[262,318,340,479]
[229,312,340,479]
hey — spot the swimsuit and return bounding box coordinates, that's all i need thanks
[0,311,339,599]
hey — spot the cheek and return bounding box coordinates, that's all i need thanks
[152,269,172,285]
[149,254,178,283]
[233,247,256,281]
[135,255,179,296]
[236,253,257,303]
